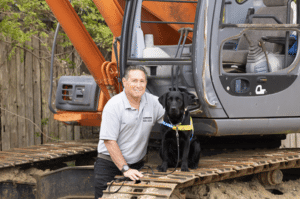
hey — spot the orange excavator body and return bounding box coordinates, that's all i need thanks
[46,0,196,126]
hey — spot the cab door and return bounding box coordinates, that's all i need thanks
[210,0,300,118]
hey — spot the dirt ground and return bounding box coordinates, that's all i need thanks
[181,173,300,199]
[0,167,50,184]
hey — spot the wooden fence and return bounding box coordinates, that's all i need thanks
[282,134,300,148]
[0,35,100,151]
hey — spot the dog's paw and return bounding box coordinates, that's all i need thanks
[181,165,190,172]
[181,167,190,172]
[156,165,162,171]
[189,165,198,170]
[157,165,168,172]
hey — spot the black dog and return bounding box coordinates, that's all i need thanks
[157,91,201,172]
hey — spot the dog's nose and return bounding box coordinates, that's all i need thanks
[170,107,177,112]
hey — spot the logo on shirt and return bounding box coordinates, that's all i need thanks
[143,117,153,122]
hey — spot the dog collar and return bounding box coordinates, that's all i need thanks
[162,117,194,141]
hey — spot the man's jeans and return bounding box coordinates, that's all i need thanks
[94,158,144,199]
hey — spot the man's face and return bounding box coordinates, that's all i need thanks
[122,70,147,99]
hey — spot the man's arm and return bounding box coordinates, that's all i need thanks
[104,140,127,170]
[104,140,143,181]
[153,95,165,123]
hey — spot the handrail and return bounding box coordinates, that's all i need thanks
[141,21,194,24]
[144,0,198,2]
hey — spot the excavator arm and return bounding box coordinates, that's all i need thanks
[45,0,122,126]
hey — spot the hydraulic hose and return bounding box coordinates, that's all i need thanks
[119,0,132,78]
[48,22,60,114]
[113,36,121,93]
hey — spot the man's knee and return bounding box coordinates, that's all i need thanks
[94,167,111,198]
[94,179,107,199]
[94,158,121,198]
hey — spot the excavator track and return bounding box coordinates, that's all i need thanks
[0,140,98,168]
[102,148,300,199]
[1,142,300,198]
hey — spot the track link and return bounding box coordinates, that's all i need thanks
[0,140,98,168]
[102,148,300,199]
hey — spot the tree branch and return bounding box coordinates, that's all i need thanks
[0,39,50,64]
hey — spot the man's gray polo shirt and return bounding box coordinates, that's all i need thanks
[97,90,165,164]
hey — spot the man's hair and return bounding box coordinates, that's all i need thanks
[124,66,148,81]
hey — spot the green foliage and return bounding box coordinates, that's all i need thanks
[34,132,41,138]
[49,132,59,141]
[0,0,113,62]
[0,0,47,53]
[66,161,76,167]
[41,117,49,126]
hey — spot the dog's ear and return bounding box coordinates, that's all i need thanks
[182,92,193,108]
[158,93,168,108]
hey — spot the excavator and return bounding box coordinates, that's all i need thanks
[2,0,300,198]
[47,0,300,197]
[46,0,300,148]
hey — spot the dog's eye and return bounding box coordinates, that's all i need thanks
[177,99,181,102]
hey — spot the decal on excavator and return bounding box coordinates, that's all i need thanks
[255,85,266,95]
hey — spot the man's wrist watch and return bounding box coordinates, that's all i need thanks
[121,165,130,173]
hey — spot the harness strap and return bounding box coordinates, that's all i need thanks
[190,118,194,141]
[162,117,194,141]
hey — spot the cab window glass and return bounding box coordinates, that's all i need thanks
[221,0,298,74]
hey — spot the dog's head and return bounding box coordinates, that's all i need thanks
[158,91,193,117]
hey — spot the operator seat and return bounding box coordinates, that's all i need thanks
[222,0,295,70]
[237,0,293,53]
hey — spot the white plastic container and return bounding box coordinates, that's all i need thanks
[143,34,170,58]
[142,34,172,78]
[267,52,282,72]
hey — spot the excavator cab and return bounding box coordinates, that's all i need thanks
[122,0,300,143]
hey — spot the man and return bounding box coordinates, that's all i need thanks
[94,66,165,199]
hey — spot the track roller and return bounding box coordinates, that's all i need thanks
[258,169,283,185]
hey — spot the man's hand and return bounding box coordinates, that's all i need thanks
[123,169,144,181]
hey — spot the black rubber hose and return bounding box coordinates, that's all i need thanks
[119,0,133,78]
[113,36,122,93]
[48,22,60,114]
